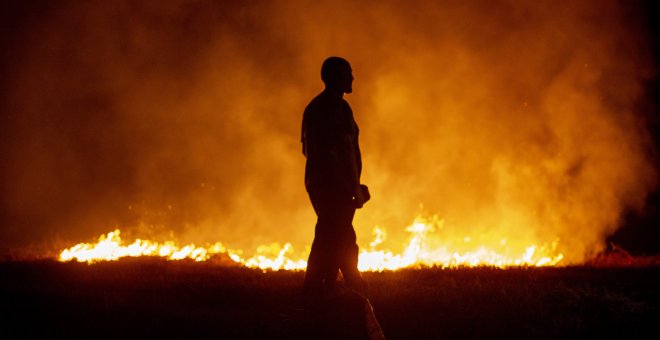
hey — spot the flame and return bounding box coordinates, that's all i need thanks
[356,216,564,270]
[58,229,229,263]
[59,215,565,270]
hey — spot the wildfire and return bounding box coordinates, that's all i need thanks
[59,215,564,270]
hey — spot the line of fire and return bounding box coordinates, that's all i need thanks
[59,215,566,270]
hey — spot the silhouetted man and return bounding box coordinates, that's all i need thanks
[301,56,370,302]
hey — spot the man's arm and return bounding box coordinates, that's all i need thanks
[340,134,367,208]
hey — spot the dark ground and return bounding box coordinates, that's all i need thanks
[1,259,659,339]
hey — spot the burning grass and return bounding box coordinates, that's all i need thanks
[1,259,659,339]
[56,216,566,270]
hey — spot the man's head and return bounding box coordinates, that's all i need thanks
[321,56,353,94]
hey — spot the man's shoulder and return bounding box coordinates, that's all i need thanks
[303,93,329,126]
[305,93,351,111]
[303,92,352,128]
[305,93,326,112]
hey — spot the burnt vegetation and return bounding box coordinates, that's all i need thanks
[1,259,658,339]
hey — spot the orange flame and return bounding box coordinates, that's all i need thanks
[59,215,564,270]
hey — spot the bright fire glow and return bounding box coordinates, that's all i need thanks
[59,216,564,270]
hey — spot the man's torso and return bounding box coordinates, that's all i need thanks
[301,92,361,196]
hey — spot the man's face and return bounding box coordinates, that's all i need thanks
[338,65,354,94]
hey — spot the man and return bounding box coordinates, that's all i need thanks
[301,56,370,301]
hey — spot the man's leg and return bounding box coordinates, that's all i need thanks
[303,189,343,300]
[336,204,367,294]
[304,233,342,295]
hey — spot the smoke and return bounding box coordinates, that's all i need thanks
[1,0,656,262]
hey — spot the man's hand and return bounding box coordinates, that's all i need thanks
[353,184,370,209]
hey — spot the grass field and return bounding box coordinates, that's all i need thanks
[1,259,659,339]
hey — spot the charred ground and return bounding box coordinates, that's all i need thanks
[1,259,658,339]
